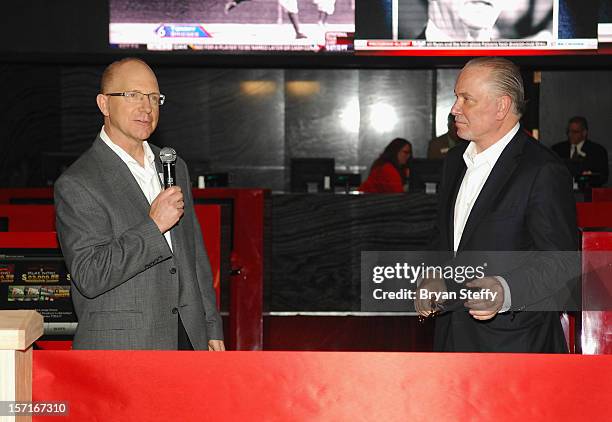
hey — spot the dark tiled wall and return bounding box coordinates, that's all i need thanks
[2,63,610,188]
[0,65,436,190]
[0,65,62,186]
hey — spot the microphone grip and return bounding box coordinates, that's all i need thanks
[162,162,176,188]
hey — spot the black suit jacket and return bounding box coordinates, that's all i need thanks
[431,129,579,352]
[551,139,609,187]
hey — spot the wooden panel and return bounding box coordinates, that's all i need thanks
[0,311,44,350]
[270,193,437,311]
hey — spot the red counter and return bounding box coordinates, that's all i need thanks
[32,351,612,421]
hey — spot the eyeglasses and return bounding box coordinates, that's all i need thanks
[104,90,166,106]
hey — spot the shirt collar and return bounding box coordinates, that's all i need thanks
[100,126,156,168]
[572,140,585,152]
[463,123,520,169]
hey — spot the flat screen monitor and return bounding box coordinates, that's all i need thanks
[202,173,230,188]
[333,172,362,193]
[410,158,443,184]
[290,158,335,192]
[110,0,355,53]
[598,2,612,44]
[0,249,76,339]
[354,0,606,56]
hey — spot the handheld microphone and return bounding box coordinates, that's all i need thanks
[159,147,177,189]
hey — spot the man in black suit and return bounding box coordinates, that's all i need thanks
[416,57,578,353]
[551,116,608,187]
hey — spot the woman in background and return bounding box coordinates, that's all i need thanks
[359,138,412,193]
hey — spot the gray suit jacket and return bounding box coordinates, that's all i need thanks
[55,136,223,350]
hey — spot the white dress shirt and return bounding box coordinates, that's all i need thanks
[453,123,520,312]
[570,140,586,158]
[100,127,173,251]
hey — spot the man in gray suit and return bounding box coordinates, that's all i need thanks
[55,58,225,351]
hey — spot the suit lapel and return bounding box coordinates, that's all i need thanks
[456,131,527,252]
[91,137,151,217]
[151,144,165,190]
[444,156,467,251]
[582,140,592,156]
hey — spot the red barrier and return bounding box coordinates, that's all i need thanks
[194,205,222,308]
[576,202,612,228]
[0,205,55,231]
[591,188,612,202]
[0,231,59,248]
[581,231,612,354]
[193,189,268,351]
[0,207,221,305]
[0,188,53,203]
[32,351,612,421]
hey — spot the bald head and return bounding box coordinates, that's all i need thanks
[100,57,157,93]
[96,58,161,150]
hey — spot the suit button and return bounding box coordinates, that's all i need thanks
[172,307,178,314]
[170,267,177,274]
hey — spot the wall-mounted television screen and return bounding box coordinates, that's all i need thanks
[355,0,607,55]
[599,2,612,44]
[110,0,355,52]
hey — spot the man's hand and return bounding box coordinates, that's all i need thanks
[208,339,225,351]
[464,277,504,321]
[414,277,447,317]
[149,186,184,233]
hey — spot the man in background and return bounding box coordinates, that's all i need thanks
[428,113,467,159]
[552,116,608,187]
[55,58,224,351]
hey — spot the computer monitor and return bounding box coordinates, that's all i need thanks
[409,158,443,193]
[201,173,229,188]
[290,158,335,193]
[333,173,362,193]
[564,159,604,191]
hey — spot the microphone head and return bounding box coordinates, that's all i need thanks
[159,147,177,163]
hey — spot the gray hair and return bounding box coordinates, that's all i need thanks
[464,57,526,116]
